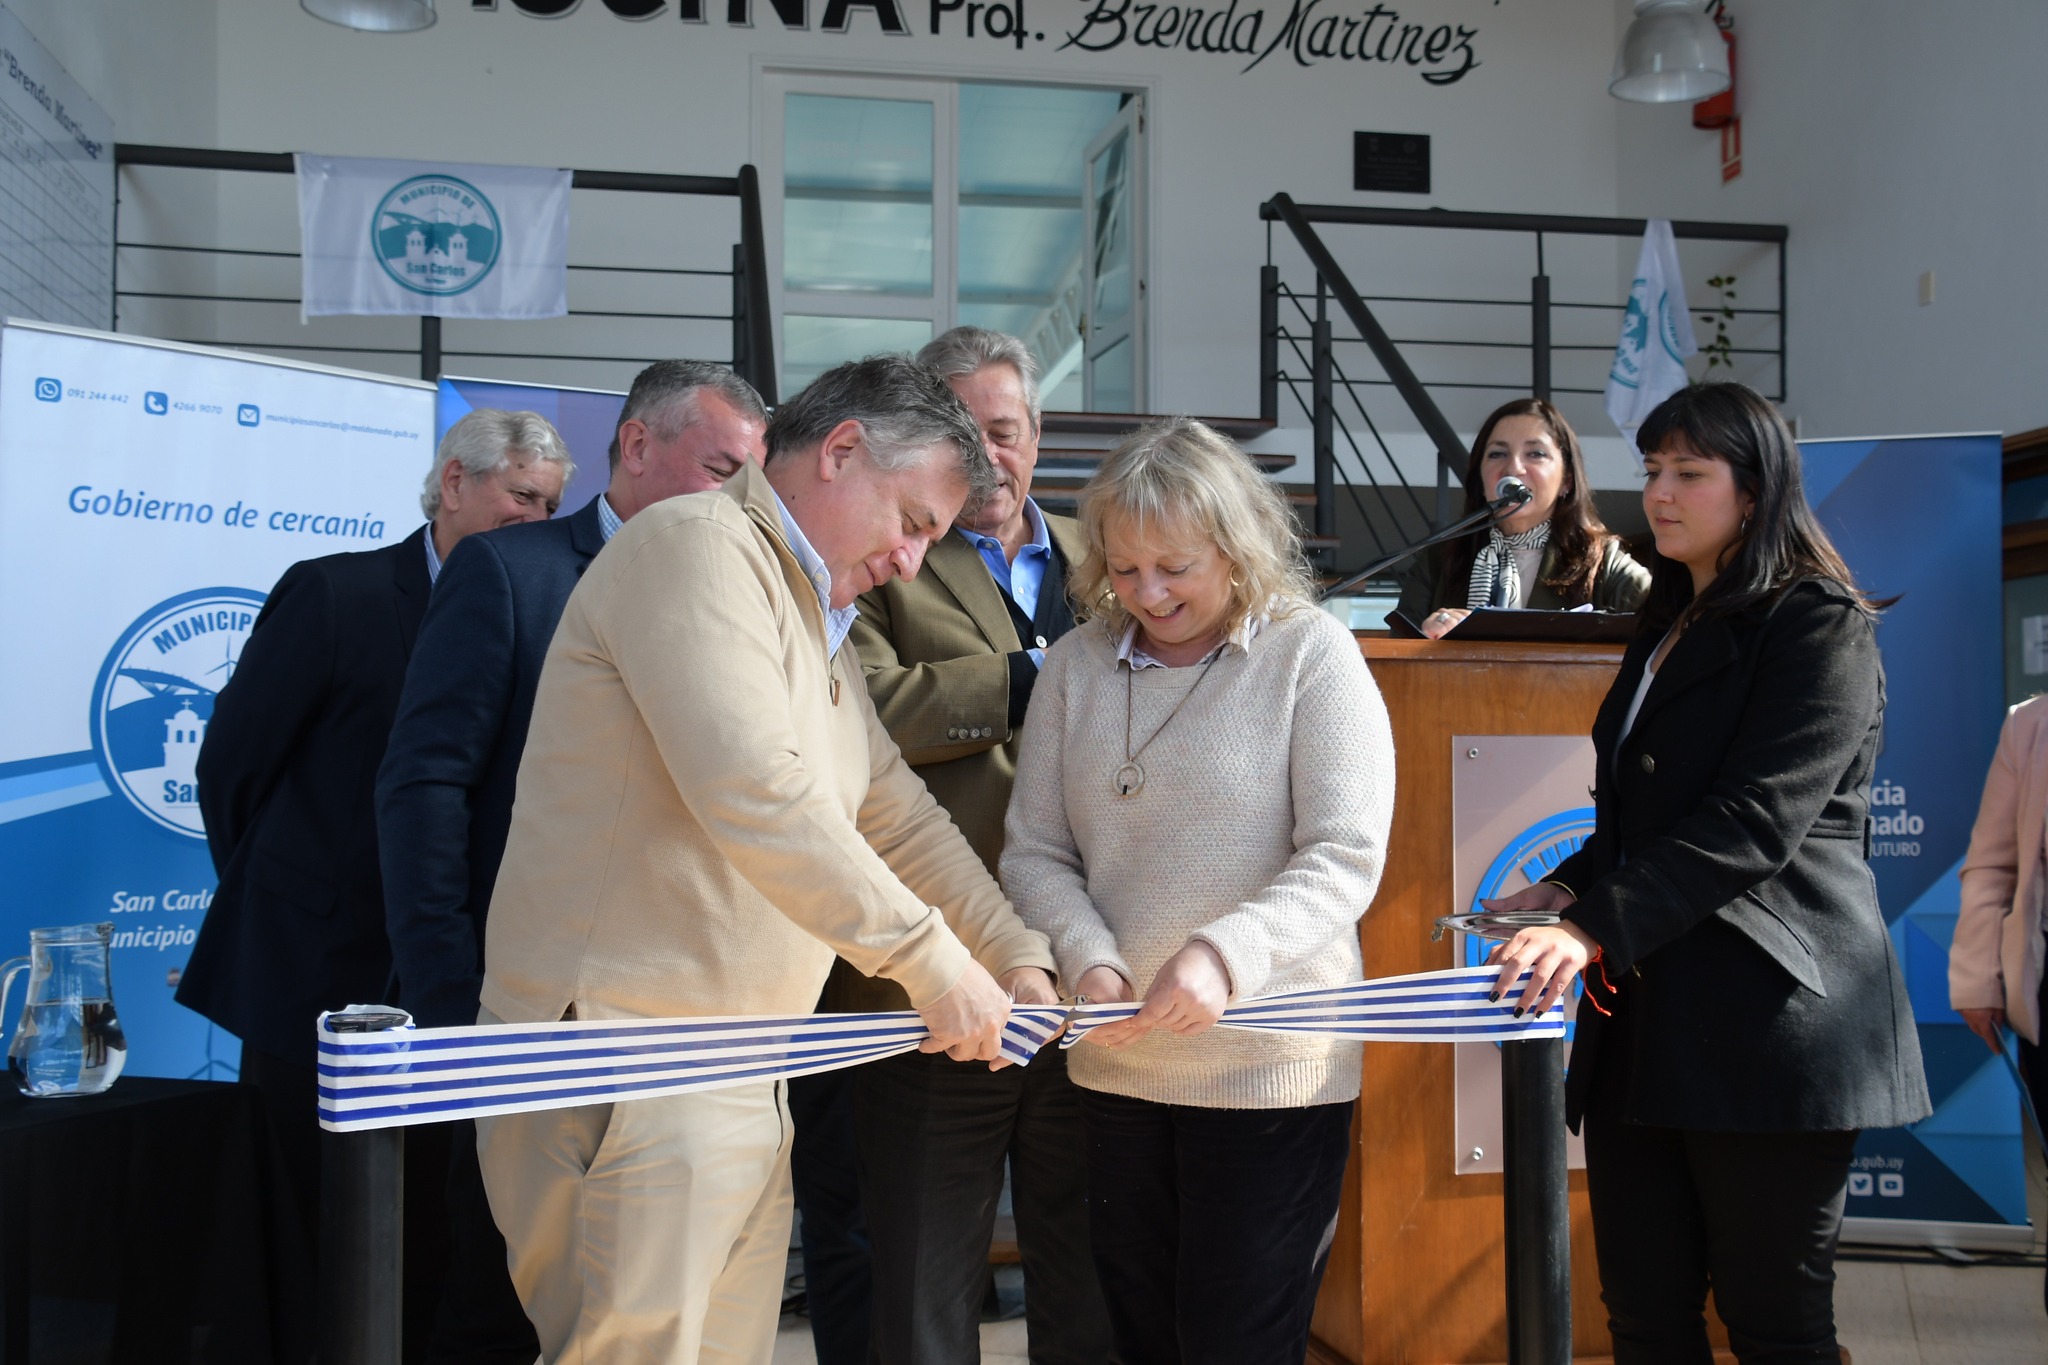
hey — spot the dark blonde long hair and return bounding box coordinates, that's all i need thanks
[1440,398,1612,605]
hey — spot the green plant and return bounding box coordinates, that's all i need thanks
[1696,274,1737,374]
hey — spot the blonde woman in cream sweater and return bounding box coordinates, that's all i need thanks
[1001,418,1394,1365]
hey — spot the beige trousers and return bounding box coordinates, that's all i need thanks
[475,1048,794,1365]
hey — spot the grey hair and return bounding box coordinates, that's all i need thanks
[766,354,994,512]
[917,326,1040,435]
[609,360,769,471]
[421,409,575,520]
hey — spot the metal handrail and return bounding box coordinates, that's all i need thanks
[1257,200,1788,244]
[112,144,776,397]
[1260,194,1790,577]
[1265,194,1468,505]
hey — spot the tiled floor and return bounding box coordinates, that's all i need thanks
[772,1259,2048,1364]
[1837,1255,2048,1365]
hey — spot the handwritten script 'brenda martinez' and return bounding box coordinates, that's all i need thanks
[1059,0,1480,79]
[470,0,1488,83]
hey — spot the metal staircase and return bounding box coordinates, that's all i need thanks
[1027,411,1344,556]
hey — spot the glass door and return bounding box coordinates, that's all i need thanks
[765,74,955,395]
[759,72,1142,408]
[1081,96,1145,414]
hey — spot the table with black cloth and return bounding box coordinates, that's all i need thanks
[0,1077,315,1365]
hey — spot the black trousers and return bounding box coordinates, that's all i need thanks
[790,1069,875,1365]
[853,1046,1109,1365]
[425,1120,540,1365]
[1582,1068,1858,1365]
[240,1043,453,1364]
[1077,1089,1352,1365]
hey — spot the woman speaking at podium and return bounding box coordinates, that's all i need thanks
[1002,419,1394,1365]
[1484,383,1929,1363]
[1395,398,1650,638]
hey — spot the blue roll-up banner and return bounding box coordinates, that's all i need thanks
[1801,433,2019,1249]
[0,321,435,1081]
[436,375,623,517]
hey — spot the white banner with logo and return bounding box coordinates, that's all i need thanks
[1603,219,1696,439]
[0,320,433,1078]
[296,154,571,320]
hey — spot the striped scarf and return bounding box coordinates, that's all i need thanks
[1466,522,1551,610]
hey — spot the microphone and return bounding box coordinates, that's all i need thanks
[1317,475,1536,601]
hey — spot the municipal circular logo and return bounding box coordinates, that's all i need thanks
[89,588,266,838]
[373,174,501,297]
[1460,806,1597,970]
[1461,806,1597,1043]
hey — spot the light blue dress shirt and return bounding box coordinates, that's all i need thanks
[773,489,859,658]
[956,498,1053,666]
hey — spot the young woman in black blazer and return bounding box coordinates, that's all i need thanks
[1485,383,1930,1364]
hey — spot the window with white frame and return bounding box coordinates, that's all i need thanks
[761,71,1145,411]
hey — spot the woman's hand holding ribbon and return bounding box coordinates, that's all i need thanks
[1482,881,1597,1017]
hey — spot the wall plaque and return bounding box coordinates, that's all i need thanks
[1354,131,1430,194]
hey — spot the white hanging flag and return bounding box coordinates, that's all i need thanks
[296,154,571,320]
[1604,219,1697,440]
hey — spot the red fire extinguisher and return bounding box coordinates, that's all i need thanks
[1693,13,1736,129]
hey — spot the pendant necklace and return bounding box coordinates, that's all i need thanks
[1116,646,1224,797]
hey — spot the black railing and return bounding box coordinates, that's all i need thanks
[112,144,777,403]
[1259,196,1788,577]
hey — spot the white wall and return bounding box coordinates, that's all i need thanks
[6,0,215,143]
[29,2,2038,472]
[7,0,221,344]
[1616,0,2048,441]
[190,0,1628,421]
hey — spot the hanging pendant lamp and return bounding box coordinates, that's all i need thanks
[301,0,437,32]
[1609,0,1730,103]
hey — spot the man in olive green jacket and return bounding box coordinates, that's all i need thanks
[844,328,1110,1365]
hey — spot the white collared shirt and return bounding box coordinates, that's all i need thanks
[1114,613,1264,670]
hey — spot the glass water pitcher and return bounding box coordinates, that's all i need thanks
[0,922,128,1097]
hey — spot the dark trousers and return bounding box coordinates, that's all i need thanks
[853,1046,1109,1365]
[1078,1089,1352,1365]
[790,1069,874,1365]
[240,1043,453,1364]
[1582,1069,1858,1365]
[425,1119,540,1365]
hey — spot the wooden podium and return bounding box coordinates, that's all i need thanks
[1309,637,1624,1365]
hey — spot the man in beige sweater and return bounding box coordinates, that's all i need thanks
[476,356,1060,1365]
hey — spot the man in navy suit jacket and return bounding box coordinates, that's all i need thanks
[376,361,767,1365]
[177,409,570,1349]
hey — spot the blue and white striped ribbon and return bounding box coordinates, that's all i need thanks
[1061,965,1565,1047]
[316,966,1560,1133]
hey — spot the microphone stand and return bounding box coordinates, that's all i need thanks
[1320,490,1530,602]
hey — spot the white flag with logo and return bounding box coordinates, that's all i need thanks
[296,154,570,320]
[1604,219,1697,440]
